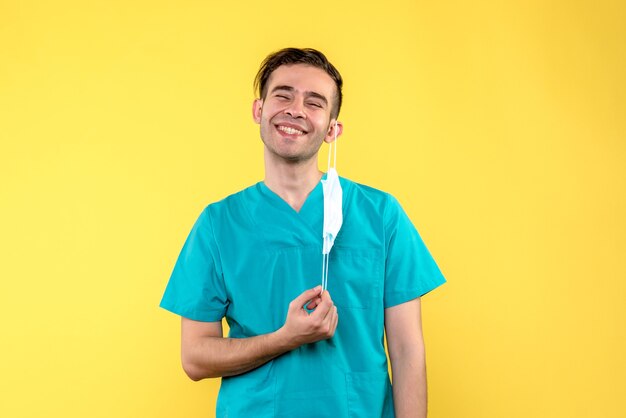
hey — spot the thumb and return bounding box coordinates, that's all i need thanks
[291,286,322,310]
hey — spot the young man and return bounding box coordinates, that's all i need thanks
[160,48,446,418]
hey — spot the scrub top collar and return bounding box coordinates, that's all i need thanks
[255,179,324,242]
[257,173,326,216]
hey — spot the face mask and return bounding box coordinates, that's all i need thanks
[321,122,343,291]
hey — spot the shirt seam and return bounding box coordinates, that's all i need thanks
[205,205,230,313]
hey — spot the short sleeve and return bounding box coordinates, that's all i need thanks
[383,195,446,308]
[159,206,228,321]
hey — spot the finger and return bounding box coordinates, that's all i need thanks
[322,299,335,321]
[323,302,337,324]
[310,291,333,320]
[322,306,338,338]
[331,306,339,333]
[306,296,322,310]
[322,290,334,305]
[291,286,322,311]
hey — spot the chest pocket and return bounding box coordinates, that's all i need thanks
[326,247,382,309]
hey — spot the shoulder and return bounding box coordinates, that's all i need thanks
[339,176,399,214]
[189,183,261,233]
[202,182,261,213]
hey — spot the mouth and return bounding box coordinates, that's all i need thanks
[275,124,307,137]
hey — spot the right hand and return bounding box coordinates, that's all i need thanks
[279,285,339,349]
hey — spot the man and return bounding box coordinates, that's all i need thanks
[160,48,446,418]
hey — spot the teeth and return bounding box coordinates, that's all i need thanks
[278,125,304,135]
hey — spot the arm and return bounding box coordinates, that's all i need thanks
[385,297,427,418]
[181,286,338,381]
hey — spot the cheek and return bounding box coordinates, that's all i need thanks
[317,118,333,136]
[263,107,283,122]
[309,112,328,127]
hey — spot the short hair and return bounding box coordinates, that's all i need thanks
[254,48,343,118]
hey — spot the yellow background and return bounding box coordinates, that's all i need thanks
[1,0,625,417]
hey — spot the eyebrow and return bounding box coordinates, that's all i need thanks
[270,85,329,106]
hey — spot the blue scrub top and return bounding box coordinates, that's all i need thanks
[160,177,446,418]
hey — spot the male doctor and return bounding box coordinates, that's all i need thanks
[160,47,446,418]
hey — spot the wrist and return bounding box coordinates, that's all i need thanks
[273,326,298,352]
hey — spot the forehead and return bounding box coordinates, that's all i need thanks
[266,64,336,97]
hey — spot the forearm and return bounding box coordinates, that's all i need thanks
[183,328,295,380]
[180,287,337,381]
[390,346,427,418]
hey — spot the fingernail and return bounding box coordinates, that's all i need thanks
[314,285,322,291]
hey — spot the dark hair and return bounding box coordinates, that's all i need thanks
[254,48,343,118]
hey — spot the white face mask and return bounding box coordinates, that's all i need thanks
[321,122,343,291]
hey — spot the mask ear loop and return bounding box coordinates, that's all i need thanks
[327,121,338,171]
[322,121,339,292]
[322,250,329,292]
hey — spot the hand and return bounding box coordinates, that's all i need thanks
[278,285,339,349]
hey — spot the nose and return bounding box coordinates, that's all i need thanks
[284,99,305,119]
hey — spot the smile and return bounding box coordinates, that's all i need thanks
[276,125,306,136]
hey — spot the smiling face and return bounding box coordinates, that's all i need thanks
[252,64,342,164]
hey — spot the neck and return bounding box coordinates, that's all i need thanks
[263,149,323,212]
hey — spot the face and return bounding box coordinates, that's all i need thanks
[252,64,343,164]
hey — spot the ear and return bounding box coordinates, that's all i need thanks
[252,99,263,124]
[324,120,344,143]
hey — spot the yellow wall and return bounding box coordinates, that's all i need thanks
[1,1,624,417]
